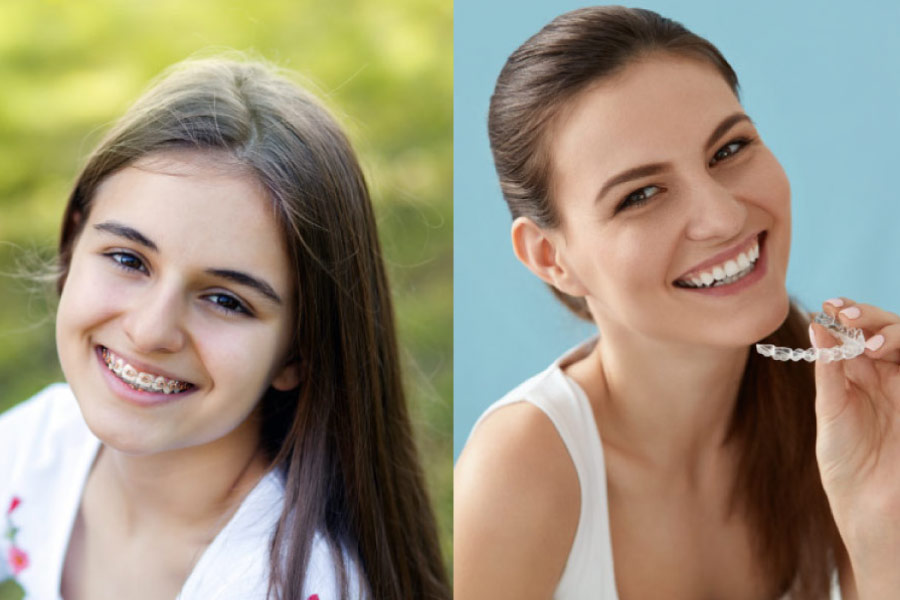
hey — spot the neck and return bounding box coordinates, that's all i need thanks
[567,322,748,476]
[94,413,269,539]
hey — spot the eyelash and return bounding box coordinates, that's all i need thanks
[103,251,252,317]
[615,137,754,213]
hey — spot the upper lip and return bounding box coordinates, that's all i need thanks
[98,344,195,385]
[674,231,763,282]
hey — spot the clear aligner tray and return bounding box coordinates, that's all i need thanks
[756,312,865,363]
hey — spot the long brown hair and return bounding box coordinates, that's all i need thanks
[488,7,843,597]
[57,57,448,600]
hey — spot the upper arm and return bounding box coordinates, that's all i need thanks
[454,402,580,600]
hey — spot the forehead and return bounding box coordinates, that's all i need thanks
[549,55,743,195]
[86,151,291,285]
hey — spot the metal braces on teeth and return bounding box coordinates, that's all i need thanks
[101,347,192,393]
[756,312,866,363]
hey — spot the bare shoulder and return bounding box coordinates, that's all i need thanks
[455,401,580,600]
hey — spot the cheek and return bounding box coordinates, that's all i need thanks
[760,162,790,219]
[597,228,673,287]
[57,256,128,340]
[736,150,791,219]
[573,226,674,311]
[191,322,285,393]
[740,151,792,263]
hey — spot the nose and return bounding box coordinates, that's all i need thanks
[121,279,187,354]
[682,176,747,242]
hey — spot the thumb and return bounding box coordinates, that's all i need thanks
[811,321,847,424]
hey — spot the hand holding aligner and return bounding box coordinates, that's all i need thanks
[756,312,865,363]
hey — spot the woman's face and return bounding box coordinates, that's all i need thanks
[56,150,299,455]
[545,54,791,348]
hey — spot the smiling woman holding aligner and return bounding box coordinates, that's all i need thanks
[455,6,900,599]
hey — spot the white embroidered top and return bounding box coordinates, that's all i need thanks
[0,383,358,600]
[469,340,842,600]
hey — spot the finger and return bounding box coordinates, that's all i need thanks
[834,302,900,335]
[811,321,850,424]
[821,297,849,319]
[841,350,881,392]
[861,322,900,365]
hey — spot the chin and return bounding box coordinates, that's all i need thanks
[763,292,793,338]
[76,400,167,456]
[731,290,792,347]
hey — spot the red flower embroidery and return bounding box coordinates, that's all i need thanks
[5,495,29,577]
[6,496,20,515]
[8,545,29,575]
[307,595,320,600]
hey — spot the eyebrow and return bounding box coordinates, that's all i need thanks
[595,112,754,204]
[93,220,283,305]
[204,269,283,305]
[94,221,158,252]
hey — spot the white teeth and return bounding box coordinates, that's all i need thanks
[676,239,761,289]
[724,260,739,277]
[122,365,138,383]
[101,348,191,394]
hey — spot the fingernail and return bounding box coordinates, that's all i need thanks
[825,298,844,307]
[865,335,884,351]
[809,324,817,348]
[840,306,861,319]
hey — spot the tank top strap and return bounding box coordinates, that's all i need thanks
[469,341,619,598]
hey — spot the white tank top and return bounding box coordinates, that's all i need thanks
[471,340,617,599]
[469,340,842,599]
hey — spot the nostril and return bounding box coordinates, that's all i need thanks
[122,308,187,354]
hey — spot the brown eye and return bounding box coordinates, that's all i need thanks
[616,185,661,213]
[205,293,252,317]
[106,251,147,273]
[710,138,750,166]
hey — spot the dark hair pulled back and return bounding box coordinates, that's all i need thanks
[488,7,844,597]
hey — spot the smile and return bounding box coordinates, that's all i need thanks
[100,346,194,394]
[673,232,764,289]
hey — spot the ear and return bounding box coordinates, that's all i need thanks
[271,361,301,391]
[511,216,588,297]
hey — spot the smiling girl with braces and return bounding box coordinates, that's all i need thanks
[0,56,449,600]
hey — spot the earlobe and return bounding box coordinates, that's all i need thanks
[510,217,588,297]
[271,361,301,391]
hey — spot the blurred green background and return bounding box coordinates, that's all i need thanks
[0,0,452,587]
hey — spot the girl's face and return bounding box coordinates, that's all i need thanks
[56,150,300,455]
[543,54,791,348]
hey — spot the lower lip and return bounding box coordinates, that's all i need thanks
[674,234,768,297]
[95,346,196,407]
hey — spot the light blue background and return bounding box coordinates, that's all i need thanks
[454,0,900,458]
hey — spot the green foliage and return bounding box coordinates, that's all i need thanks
[0,0,451,572]
[0,578,25,600]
